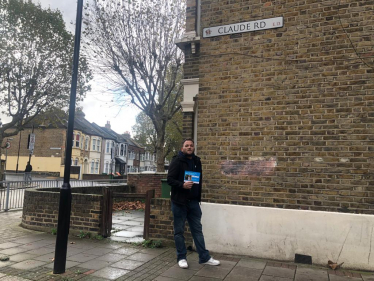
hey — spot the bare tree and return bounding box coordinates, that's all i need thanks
[0,0,92,176]
[83,0,185,172]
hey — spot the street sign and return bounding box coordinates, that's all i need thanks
[5,141,11,149]
[28,133,35,150]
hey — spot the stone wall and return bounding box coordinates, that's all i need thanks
[127,173,166,198]
[149,198,192,246]
[191,0,374,214]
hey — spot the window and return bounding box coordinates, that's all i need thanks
[74,158,78,166]
[72,133,75,147]
[76,134,80,148]
[106,141,110,153]
[92,139,96,151]
[141,154,144,161]
[95,162,99,174]
[105,162,109,174]
[85,137,89,150]
[97,140,101,151]
[120,144,124,156]
[90,161,94,174]
[136,153,139,160]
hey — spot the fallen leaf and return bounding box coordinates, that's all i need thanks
[328,260,344,270]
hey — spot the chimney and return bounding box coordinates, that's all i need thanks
[105,121,111,129]
[123,131,131,138]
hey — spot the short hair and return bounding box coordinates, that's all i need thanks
[181,138,194,147]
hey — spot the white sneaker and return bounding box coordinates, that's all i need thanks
[202,257,220,266]
[178,259,188,269]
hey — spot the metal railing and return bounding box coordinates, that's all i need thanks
[0,178,127,212]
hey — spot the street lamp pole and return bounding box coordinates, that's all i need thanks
[53,0,84,274]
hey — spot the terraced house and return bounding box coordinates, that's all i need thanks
[175,0,374,270]
[1,111,145,178]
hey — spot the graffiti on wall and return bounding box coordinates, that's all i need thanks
[220,157,277,177]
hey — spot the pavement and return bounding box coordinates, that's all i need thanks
[0,211,374,281]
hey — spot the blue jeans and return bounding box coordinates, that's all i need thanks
[171,200,211,263]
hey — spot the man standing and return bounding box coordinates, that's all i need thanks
[167,138,220,269]
[24,161,32,184]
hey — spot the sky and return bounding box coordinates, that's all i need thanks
[2,0,140,135]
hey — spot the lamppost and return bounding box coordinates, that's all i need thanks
[53,0,84,274]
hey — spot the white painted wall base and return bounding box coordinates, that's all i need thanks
[200,203,374,270]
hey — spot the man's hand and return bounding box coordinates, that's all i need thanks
[183,181,193,189]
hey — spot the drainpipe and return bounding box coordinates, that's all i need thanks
[196,0,201,37]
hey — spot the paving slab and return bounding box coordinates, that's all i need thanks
[0,243,22,250]
[91,267,129,280]
[33,253,55,262]
[82,247,114,256]
[224,266,263,281]
[153,276,180,281]
[43,260,80,269]
[195,261,236,280]
[190,277,223,281]
[263,265,296,279]
[96,253,126,263]
[10,259,46,270]
[0,248,27,256]
[23,247,54,256]
[111,259,145,270]
[237,259,267,270]
[111,230,143,238]
[127,252,157,262]
[112,247,139,256]
[67,253,99,263]
[260,276,293,281]
[295,267,328,281]
[0,276,32,281]
[329,275,363,281]
[3,253,36,263]
[161,267,197,280]
[0,260,15,268]
[79,259,113,270]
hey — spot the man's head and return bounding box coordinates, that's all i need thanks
[181,138,195,157]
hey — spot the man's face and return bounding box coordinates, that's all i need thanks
[181,140,195,156]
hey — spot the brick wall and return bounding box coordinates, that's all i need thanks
[184,44,200,80]
[190,1,374,214]
[149,198,192,245]
[2,128,65,159]
[127,173,166,197]
[22,189,102,234]
[186,0,197,33]
[183,112,194,139]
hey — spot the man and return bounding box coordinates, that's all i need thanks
[24,161,32,184]
[167,138,220,269]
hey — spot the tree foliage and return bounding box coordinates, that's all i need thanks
[132,110,182,162]
[0,0,92,146]
[83,0,185,171]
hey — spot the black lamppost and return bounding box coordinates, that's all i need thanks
[53,0,84,274]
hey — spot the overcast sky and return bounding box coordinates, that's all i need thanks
[11,0,139,135]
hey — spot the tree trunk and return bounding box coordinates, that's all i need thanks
[155,127,166,172]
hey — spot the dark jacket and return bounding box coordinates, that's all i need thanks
[167,152,202,205]
[25,164,32,173]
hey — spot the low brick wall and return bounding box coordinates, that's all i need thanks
[21,185,132,235]
[149,198,192,246]
[127,173,166,198]
[82,174,124,180]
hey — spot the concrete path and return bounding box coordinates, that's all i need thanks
[0,210,374,281]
